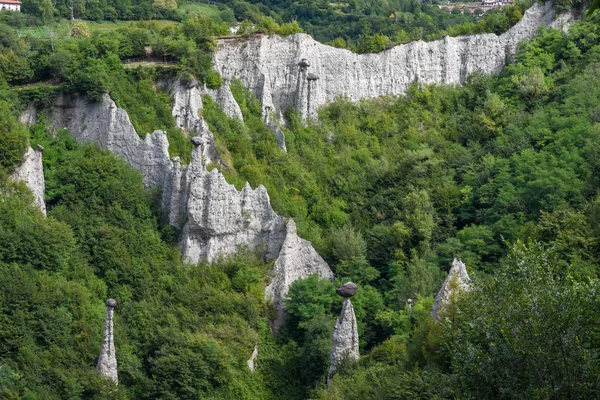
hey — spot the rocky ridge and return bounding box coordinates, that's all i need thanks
[213,2,571,119]
[33,87,332,330]
[27,2,572,331]
[10,146,46,215]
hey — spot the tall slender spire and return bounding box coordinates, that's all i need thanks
[328,282,359,384]
[97,298,118,384]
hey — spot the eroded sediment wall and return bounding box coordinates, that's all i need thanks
[213,2,569,119]
[27,5,574,329]
[37,89,331,330]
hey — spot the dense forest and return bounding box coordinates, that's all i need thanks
[1,0,600,399]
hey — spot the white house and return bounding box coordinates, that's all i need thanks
[0,0,22,11]
[481,0,512,6]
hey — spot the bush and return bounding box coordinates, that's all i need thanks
[451,241,600,398]
[0,101,28,171]
[66,59,109,102]
[71,22,91,38]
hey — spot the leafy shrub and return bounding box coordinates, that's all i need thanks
[0,101,28,171]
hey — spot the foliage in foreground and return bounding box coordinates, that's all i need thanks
[0,128,271,399]
[316,242,600,399]
[2,8,600,400]
[450,241,600,398]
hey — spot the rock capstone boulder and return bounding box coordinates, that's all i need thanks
[336,282,358,298]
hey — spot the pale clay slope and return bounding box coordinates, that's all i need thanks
[214,2,571,119]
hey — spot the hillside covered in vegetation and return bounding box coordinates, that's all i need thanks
[1,1,599,399]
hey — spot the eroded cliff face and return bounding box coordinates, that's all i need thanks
[169,79,286,262]
[33,86,332,330]
[48,93,174,190]
[179,158,287,262]
[214,2,568,119]
[170,82,331,327]
[46,93,184,224]
[177,151,330,331]
[10,146,46,215]
[266,219,333,331]
[169,79,243,129]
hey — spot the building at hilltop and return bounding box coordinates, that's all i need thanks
[439,0,512,14]
[0,0,21,11]
[481,0,512,5]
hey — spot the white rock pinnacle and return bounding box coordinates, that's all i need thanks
[9,146,46,215]
[431,258,471,321]
[97,299,118,384]
[328,295,359,383]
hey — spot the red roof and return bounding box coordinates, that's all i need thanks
[0,0,22,4]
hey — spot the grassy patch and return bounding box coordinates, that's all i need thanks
[178,2,222,18]
[16,19,179,39]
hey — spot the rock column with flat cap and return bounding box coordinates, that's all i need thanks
[328,282,359,383]
[431,258,471,321]
[97,298,118,384]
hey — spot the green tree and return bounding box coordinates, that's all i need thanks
[284,275,337,331]
[356,34,391,53]
[0,101,28,171]
[329,224,379,284]
[451,241,600,398]
[66,59,109,101]
[71,21,91,38]
[152,0,177,10]
[511,66,553,103]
